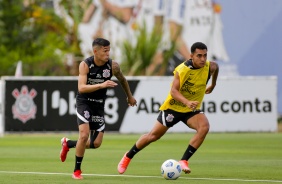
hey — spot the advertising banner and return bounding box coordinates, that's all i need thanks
[4,78,78,131]
[1,76,277,133]
[120,76,277,133]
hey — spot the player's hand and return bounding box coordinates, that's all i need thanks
[205,85,215,94]
[101,80,118,88]
[127,97,137,107]
[186,101,199,110]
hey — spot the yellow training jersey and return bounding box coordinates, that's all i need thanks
[159,60,210,112]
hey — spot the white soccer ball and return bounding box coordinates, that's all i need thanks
[161,159,182,180]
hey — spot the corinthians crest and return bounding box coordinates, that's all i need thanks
[12,85,37,123]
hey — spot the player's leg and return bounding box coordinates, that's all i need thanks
[61,130,103,151]
[128,121,169,158]
[179,112,210,174]
[61,131,101,162]
[135,121,169,150]
[88,130,104,149]
[72,123,90,180]
[186,113,210,150]
[118,121,169,174]
[87,107,105,149]
[60,100,88,162]
[60,137,78,162]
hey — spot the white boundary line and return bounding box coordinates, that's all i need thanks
[0,171,282,183]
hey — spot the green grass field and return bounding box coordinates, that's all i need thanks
[0,132,282,184]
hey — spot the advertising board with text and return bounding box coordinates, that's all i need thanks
[1,76,277,133]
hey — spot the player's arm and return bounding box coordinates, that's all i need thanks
[100,0,133,24]
[112,61,137,106]
[169,21,190,59]
[82,3,96,23]
[78,61,101,93]
[78,61,117,93]
[170,72,199,109]
[205,61,219,94]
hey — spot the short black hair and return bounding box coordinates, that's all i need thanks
[92,38,110,47]
[191,42,208,53]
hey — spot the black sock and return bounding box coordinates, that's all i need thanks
[74,156,83,171]
[181,144,197,160]
[67,140,77,148]
[126,144,141,159]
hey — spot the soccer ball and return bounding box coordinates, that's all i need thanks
[161,159,182,180]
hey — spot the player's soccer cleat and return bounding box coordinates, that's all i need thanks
[72,170,83,180]
[117,152,131,174]
[179,160,191,174]
[60,137,70,162]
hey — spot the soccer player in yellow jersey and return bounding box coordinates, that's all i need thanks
[117,42,219,174]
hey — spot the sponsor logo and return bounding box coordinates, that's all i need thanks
[84,110,90,119]
[181,80,195,94]
[87,98,103,103]
[12,85,37,123]
[169,99,186,107]
[88,78,104,85]
[103,69,110,78]
[166,114,174,122]
[92,115,104,124]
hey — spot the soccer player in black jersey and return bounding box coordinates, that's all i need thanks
[60,38,137,180]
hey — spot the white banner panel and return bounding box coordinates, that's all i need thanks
[120,76,277,133]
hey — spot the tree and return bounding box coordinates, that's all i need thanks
[0,0,83,76]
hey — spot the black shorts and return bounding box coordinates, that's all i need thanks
[157,109,203,128]
[76,97,105,131]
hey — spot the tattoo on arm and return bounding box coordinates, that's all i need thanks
[112,61,133,97]
[210,61,219,86]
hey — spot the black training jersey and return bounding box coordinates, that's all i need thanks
[77,56,113,102]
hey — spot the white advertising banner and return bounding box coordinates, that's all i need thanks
[120,76,278,133]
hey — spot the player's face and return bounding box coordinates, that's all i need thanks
[191,49,207,68]
[95,45,110,62]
